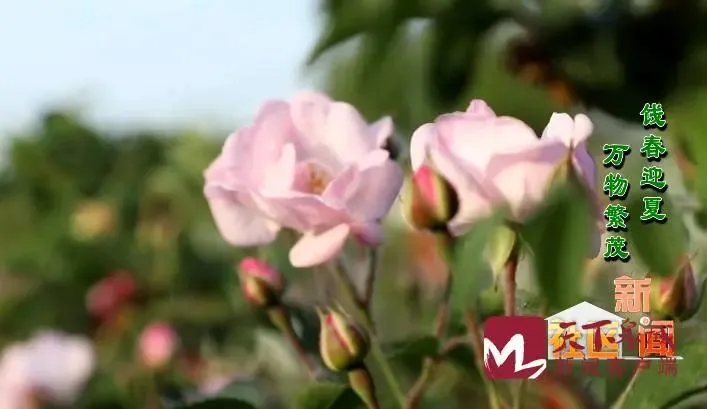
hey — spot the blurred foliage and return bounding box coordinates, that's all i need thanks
[0,110,264,408]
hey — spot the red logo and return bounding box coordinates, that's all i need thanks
[483,316,547,379]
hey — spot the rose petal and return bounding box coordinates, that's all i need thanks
[572,141,597,191]
[345,154,404,220]
[541,113,594,147]
[207,198,280,246]
[260,143,297,194]
[370,116,394,147]
[289,91,332,145]
[436,113,539,171]
[352,222,384,246]
[490,159,558,220]
[465,99,497,119]
[323,102,378,162]
[253,192,347,232]
[431,134,499,233]
[289,224,351,267]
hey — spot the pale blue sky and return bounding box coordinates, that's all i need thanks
[0,0,319,133]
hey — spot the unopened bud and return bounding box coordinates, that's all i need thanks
[238,258,284,308]
[403,164,459,232]
[649,255,704,321]
[348,366,380,409]
[138,322,178,370]
[317,308,370,372]
[485,225,518,280]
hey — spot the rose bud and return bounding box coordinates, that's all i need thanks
[317,308,370,372]
[649,255,704,321]
[238,257,284,308]
[402,164,459,233]
[138,322,178,370]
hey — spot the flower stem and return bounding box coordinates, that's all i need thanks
[329,261,406,408]
[512,379,528,409]
[405,358,437,409]
[503,245,520,316]
[405,249,453,409]
[362,248,378,315]
[267,305,318,379]
[463,310,503,409]
[610,366,643,409]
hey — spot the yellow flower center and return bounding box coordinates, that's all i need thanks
[304,163,332,195]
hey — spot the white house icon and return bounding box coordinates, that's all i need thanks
[545,301,624,360]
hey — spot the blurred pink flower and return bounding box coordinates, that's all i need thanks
[139,322,178,370]
[204,91,404,267]
[85,270,136,320]
[410,99,596,236]
[0,344,31,409]
[0,332,95,408]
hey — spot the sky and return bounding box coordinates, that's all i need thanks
[0,0,319,133]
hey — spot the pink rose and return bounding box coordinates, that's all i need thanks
[204,91,403,267]
[410,99,597,238]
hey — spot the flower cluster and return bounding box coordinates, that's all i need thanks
[205,93,602,266]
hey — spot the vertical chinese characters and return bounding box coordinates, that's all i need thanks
[639,103,669,224]
[602,143,631,262]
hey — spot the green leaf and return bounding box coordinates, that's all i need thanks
[476,286,504,321]
[385,335,439,361]
[173,398,257,409]
[625,193,687,277]
[213,378,265,406]
[294,382,363,409]
[450,212,505,313]
[306,3,378,64]
[444,342,482,379]
[659,384,707,409]
[283,302,322,355]
[520,182,591,310]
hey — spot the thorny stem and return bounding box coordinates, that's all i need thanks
[404,337,467,409]
[503,244,520,316]
[464,310,503,409]
[362,248,378,315]
[610,366,644,409]
[405,250,453,409]
[329,261,407,408]
[267,306,318,379]
[405,359,437,409]
[512,379,528,409]
[511,303,547,408]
